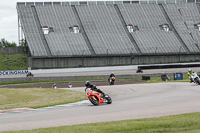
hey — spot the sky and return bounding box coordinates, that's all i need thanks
[0,0,19,44]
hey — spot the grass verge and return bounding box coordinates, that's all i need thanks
[0,79,107,86]
[0,74,190,86]
[0,88,86,110]
[0,54,27,71]
[1,112,200,133]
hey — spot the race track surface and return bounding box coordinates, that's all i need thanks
[0,82,200,131]
[1,67,200,78]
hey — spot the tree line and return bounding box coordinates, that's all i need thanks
[0,38,27,48]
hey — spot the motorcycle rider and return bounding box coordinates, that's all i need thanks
[85,81,105,98]
[188,69,194,83]
[108,72,115,81]
[137,68,142,72]
[26,72,32,77]
[52,83,57,89]
[109,72,115,78]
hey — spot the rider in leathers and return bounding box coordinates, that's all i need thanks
[188,69,194,83]
[108,72,115,82]
[109,72,115,79]
[85,81,105,98]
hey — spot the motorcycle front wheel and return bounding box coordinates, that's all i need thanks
[197,79,200,85]
[105,94,112,104]
[89,96,99,106]
[110,81,114,85]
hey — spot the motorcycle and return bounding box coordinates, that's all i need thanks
[136,69,143,73]
[52,84,57,89]
[26,72,34,77]
[109,77,116,85]
[191,73,200,85]
[85,88,112,106]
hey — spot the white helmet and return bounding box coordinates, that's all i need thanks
[188,69,192,72]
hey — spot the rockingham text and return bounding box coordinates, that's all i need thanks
[0,70,29,76]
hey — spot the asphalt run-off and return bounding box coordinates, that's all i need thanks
[0,82,200,131]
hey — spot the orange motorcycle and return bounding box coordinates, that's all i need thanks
[85,88,112,106]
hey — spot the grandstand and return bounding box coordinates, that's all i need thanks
[17,1,200,68]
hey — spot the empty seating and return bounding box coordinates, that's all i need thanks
[35,5,91,56]
[76,5,137,54]
[17,5,48,57]
[17,3,200,57]
[163,3,200,52]
[118,4,185,53]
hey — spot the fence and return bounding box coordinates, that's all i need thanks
[0,47,27,55]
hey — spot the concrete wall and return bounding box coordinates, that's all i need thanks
[28,54,200,69]
[0,47,27,55]
[28,57,133,68]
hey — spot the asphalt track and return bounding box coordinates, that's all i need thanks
[0,82,200,131]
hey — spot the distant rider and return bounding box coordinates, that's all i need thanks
[85,81,105,98]
[108,72,115,81]
[26,72,32,77]
[187,69,194,83]
[138,68,142,72]
[52,83,57,89]
[109,72,115,78]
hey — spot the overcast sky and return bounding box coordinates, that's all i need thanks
[0,0,19,44]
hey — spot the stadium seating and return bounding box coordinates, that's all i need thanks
[35,5,91,56]
[17,5,48,57]
[163,3,200,52]
[17,3,200,57]
[76,4,137,54]
[118,4,185,53]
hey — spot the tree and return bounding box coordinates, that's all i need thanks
[0,38,6,48]
[19,39,27,47]
[0,38,17,48]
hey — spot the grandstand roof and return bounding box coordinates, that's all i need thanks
[17,0,200,6]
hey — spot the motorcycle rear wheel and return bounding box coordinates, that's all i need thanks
[110,81,114,85]
[89,96,99,106]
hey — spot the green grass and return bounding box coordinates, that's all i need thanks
[0,79,105,86]
[0,88,86,110]
[0,54,27,71]
[0,80,67,86]
[2,112,200,133]
[0,78,141,86]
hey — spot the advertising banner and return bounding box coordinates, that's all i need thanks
[0,70,29,76]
